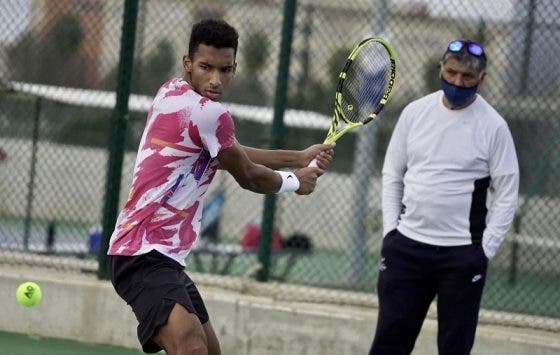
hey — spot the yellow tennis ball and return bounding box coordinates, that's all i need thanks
[16,281,42,307]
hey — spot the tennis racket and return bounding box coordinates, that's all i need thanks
[310,37,397,167]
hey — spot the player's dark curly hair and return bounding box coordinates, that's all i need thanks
[188,19,239,58]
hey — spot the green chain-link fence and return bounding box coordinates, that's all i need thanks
[1,0,559,331]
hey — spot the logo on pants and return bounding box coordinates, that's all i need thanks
[379,257,387,271]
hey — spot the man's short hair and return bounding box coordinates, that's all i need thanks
[188,19,239,58]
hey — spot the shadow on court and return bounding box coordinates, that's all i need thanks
[0,331,145,355]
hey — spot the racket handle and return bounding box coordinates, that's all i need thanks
[308,158,318,167]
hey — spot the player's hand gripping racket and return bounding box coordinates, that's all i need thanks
[309,37,397,167]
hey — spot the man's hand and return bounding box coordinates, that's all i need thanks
[294,166,324,195]
[301,144,335,169]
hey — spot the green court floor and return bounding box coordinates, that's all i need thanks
[0,331,145,355]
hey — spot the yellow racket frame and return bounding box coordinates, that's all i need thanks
[323,37,397,144]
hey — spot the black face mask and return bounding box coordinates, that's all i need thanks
[441,78,478,107]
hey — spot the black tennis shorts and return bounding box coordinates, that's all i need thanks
[108,250,209,353]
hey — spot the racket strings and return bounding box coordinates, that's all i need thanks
[340,43,392,123]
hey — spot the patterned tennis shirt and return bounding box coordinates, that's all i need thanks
[108,78,235,265]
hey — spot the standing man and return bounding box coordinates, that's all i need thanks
[370,40,519,355]
[108,19,334,355]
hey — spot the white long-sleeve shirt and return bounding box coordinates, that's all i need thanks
[382,91,519,258]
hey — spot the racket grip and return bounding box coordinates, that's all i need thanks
[308,158,318,167]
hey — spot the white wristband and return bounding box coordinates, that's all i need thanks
[275,170,300,193]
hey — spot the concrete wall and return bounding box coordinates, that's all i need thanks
[1,265,559,355]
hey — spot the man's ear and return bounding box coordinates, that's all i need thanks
[478,71,486,85]
[183,55,192,73]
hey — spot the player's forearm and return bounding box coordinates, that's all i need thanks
[233,163,283,193]
[242,146,303,169]
[482,173,519,258]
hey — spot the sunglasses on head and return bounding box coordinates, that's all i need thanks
[447,40,486,58]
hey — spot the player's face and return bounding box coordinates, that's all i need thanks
[440,58,484,88]
[183,44,236,101]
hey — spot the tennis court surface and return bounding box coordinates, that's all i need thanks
[0,331,143,355]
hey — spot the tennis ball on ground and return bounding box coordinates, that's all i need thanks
[16,281,42,307]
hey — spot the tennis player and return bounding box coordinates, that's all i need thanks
[107,19,334,355]
[369,40,519,355]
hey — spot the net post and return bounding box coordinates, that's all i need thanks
[23,97,41,251]
[98,0,139,280]
[508,213,521,285]
[257,0,298,282]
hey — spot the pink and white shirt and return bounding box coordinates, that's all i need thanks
[108,78,235,265]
